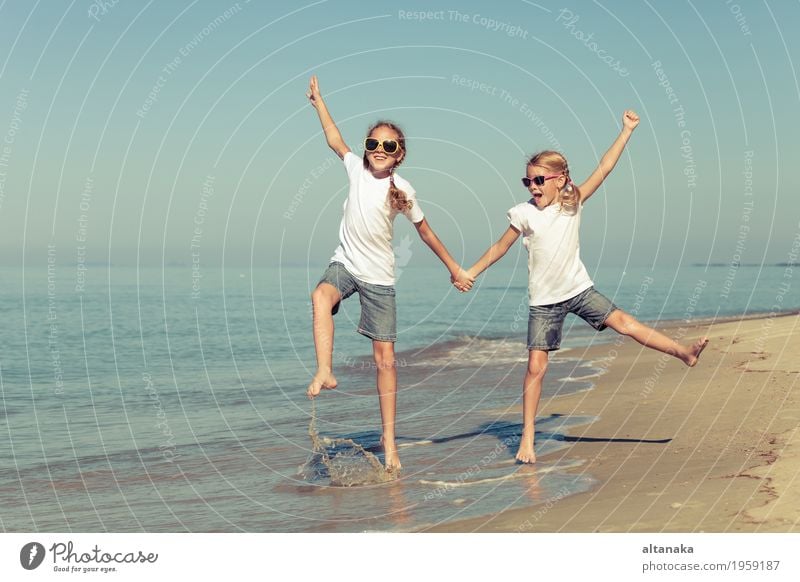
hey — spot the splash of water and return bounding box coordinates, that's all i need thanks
[301,399,397,487]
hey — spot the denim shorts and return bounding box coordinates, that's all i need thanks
[527,286,617,351]
[317,262,397,342]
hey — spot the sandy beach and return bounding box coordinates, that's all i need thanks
[425,312,800,532]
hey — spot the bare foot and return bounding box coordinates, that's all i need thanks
[683,337,709,367]
[380,436,402,471]
[516,436,537,464]
[306,371,337,398]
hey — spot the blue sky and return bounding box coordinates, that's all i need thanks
[0,0,797,269]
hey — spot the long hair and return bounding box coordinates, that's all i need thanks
[363,121,412,213]
[527,150,580,214]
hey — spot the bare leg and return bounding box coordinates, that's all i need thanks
[307,283,341,398]
[517,349,549,464]
[373,340,400,470]
[604,309,709,366]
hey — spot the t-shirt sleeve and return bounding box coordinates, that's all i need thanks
[507,204,524,232]
[342,151,362,178]
[401,184,425,224]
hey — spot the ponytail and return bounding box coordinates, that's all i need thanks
[559,170,580,215]
[388,172,413,212]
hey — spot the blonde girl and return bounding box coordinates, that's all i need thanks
[463,111,708,463]
[305,76,473,469]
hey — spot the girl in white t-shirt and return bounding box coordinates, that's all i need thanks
[463,111,708,464]
[305,76,473,470]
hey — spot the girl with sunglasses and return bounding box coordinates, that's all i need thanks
[305,75,473,470]
[461,110,708,464]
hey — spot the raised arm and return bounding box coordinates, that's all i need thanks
[466,225,520,280]
[577,110,639,203]
[306,75,350,159]
[414,218,474,291]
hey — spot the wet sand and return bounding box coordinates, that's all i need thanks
[425,312,800,532]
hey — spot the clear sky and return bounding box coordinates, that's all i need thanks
[0,0,797,269]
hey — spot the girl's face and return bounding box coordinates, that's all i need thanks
[365,126,404,177]
[526,164,566,208]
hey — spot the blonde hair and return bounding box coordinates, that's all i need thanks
[363,121,412,213]
[528,150,580,214]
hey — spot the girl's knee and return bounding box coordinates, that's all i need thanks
[608,310,636,335]
[527,363,548,378]
[373,343,396,370]
[311,285,336,307]
[373,354,396,371]
[527,353,549,378]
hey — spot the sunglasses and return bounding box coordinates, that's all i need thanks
[364,138,402,154]
[521,175,562,188]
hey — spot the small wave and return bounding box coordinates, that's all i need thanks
[302,400,396,487]
[587,356,616,367]
[418,459,585,487]
[556,367,607,383]
[557,374,600,382]
[397,439,433,448]
[411,336,529,368]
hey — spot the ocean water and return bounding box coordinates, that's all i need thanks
[0,263,795,532]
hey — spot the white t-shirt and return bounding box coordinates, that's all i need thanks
[507,200,593,306]
[330,152,424,285]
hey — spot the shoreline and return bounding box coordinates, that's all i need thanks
[422,312,800,532]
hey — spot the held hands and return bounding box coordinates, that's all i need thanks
[451,268,475,293]
[306,75,322,109]
[622,109,640,131]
